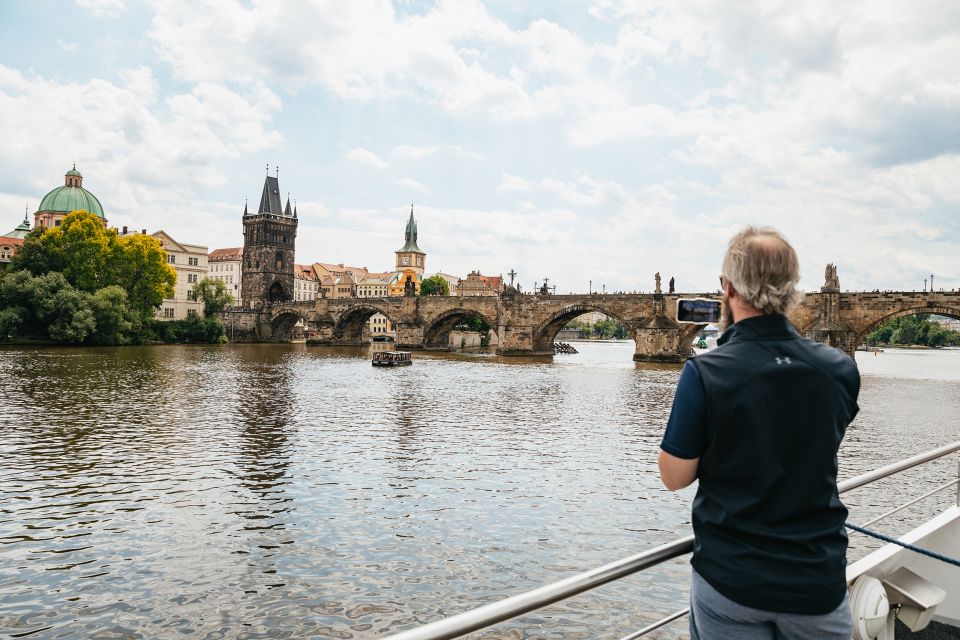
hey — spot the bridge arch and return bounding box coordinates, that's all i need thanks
[270,309,307,342]
[855,305,960,345]
[422,308,499,349]
[334,304,396,343]
[533,304,636,353]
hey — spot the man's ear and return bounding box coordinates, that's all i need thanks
[724,281,737,300]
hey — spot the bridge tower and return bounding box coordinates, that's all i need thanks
[240,170,298,306]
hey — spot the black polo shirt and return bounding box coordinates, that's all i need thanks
[662,314,860,614]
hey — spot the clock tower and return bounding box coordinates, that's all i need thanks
[395,205,425,275]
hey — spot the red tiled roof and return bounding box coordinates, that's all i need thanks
[209,247,242,261]
[295,264,319,281]
[1,237,24,247]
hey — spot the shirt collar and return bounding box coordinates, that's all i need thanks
[717,314,799,345]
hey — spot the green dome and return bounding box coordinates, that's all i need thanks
[39,167,104,218]
[38,186,104,217]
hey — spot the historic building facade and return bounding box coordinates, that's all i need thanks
[35,166,106,230]
[313,262,367,299]
[208,247,243,301]
[240,173,298,306]
[456,271,504,296]
[294,264,320,301]
[152,230,207,320]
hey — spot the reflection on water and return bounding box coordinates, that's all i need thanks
[0,342,957,639]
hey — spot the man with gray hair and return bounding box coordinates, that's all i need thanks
[658,227,860,639]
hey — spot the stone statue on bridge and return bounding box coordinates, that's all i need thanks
[823,264,841,291]
[669,277,675,294]
[655,272,662,294]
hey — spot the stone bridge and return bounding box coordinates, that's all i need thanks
[221,289,960,362]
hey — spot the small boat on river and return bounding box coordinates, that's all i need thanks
[372,351,412,367]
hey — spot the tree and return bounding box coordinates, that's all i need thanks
[419,274,450,296]
[89,286,139,345]
[14,211,115,291]
[0,271,94,343]
[11,211,175,319]
[192,278,235,317]
[114,232,176,317]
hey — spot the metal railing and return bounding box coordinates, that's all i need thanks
[383,441,960,640]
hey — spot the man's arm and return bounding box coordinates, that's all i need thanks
[658,450,699,490]
[658,360,707,491]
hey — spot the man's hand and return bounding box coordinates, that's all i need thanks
[658,449,699,490]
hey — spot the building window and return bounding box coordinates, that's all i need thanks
[187,274,198,283]
[163,308,175,318]
[187,290,197,301]
[168,254,176,264]
[187,309,198,318]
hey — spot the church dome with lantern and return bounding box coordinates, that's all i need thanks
[35,165,105,229]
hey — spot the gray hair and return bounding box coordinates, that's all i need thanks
[721,226,803,315]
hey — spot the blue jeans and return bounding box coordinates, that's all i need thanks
[689,570,852,640]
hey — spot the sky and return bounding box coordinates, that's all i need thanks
[1,0,958,294]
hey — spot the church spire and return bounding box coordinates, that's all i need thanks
[397,204,422,253]
[284,195,292,217]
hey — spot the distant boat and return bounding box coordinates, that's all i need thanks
[372,351,412,367]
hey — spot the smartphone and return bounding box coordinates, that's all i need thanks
[676,298,722,324]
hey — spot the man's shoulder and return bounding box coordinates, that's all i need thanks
[695,335,858,383]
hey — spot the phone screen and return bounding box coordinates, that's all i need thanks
[677,299,722,324]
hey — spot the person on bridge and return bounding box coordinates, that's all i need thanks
[657,226,860,640]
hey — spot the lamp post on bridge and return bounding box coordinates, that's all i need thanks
[931,273,935,292]
[589,279,592,295]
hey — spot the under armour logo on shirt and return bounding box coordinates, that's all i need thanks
[775,357,792,365]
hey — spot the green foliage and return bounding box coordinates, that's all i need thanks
[866,314,959,347]
[0,271,95,342]
[89,286,140,345]
[0,211,190,345]
[115,232,176,316]
[419,274,450,296]
[592,317,629,339]
[147,316,228,344]
[454,315,489,332]
[192,277,235,317]
[11,211,176,319]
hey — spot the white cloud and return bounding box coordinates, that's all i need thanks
[392,144,483,160]
[498,173,532,192]
[2,3,959,293]
[0,64,282,244]
[396,178,431,193]
[345,148,388,170]
[56,40,79,52]
[75,0,124,17]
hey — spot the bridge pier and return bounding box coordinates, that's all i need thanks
[395,323,425,351]
[496,324,553,356]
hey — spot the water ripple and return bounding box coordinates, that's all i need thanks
[0,343,957,639]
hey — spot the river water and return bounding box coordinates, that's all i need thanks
[0,343,957,639]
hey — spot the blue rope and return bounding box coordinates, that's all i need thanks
[845,522,960,568]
